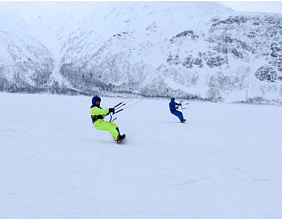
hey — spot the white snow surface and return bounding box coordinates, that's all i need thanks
[0,93,282,218]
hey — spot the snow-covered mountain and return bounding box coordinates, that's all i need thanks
[0,2,282,103]
[0,6,55,92]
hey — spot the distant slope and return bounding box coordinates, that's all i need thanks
[0,2,282,103]
[0,6,56,92]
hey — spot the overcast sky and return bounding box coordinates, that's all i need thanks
[219,1,282,14]
[0,1,281,16]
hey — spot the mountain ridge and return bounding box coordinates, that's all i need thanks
[0,2,282,104]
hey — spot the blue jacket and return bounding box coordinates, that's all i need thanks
[169,98,181,111]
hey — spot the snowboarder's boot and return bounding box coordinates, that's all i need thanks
[181,119,186,123]
[117,134,126,144]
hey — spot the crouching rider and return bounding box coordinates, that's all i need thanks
[169,97,186,123]
[90,95,125,143]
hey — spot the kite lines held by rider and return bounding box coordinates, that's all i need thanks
[169,97,186,123]
[90,96,125,143]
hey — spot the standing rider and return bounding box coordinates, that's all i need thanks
[169,97,186,123]
[90,96,125,143]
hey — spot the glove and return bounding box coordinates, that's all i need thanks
[109,108,115,113]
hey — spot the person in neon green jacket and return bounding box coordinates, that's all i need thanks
[90,95,125,143]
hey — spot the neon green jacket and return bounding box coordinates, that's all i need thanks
[90,106,110,116]
[90,106,110,123]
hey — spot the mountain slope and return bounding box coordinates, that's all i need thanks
[59,2,234,96]
[58,2,282,103]
[0,6,55,92]
[0,2,282,103]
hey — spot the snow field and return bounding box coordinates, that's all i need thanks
[0,93,282,218]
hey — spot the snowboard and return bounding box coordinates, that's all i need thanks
[117,134,126,144]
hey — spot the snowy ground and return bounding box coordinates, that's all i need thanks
[0,93,282,218]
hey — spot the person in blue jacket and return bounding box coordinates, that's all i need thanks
[169,97,186,123]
